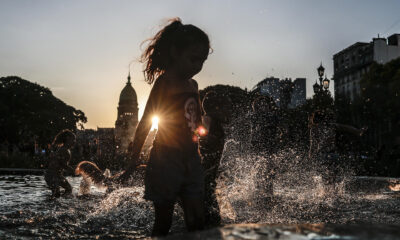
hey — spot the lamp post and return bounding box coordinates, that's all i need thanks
[313,63,331,94]
[317,63,325,85]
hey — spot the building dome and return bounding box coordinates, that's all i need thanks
[115,73,139,153]
[119,75,137,104]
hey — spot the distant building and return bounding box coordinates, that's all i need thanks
[114,73,139,153]
[96,128,115,157]
[252,77,306,109]
[289,78,306,108]
[77,73,139,158]
[255,77,280,101]
[333,33,400,100]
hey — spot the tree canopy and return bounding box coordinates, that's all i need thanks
[199,84,251,116]
[0,76,87,148]
[351,58,400,146]
[360,59,400,127]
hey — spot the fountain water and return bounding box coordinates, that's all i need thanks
[1,114,400,239]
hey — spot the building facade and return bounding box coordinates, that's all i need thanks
[333,34,400,101]
[288,78,306,108]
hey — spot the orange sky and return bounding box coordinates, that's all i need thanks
[1,1,400,129]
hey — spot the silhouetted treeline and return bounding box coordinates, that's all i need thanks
[2,75,399,177]
[199,84,252,117]
[0,76,87,168]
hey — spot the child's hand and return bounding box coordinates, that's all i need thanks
[360,126,368,136]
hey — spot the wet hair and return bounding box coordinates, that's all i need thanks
[141,17,211,84]
[251,96,276,112]
[75,161,106,185]
[52,129,75,147]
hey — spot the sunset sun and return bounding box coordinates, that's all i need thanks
[151,116,159,130]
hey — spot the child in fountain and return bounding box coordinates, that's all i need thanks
[44,129,75,198]
[250,96,280,197]
[308,109,366,189]
[200,90,233,227]
[75,160,145,194]
[117,18,211,237]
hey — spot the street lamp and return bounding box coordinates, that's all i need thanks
[313,81,320,93]
[323,76,330,90]
[313,63,332,93]
[317,63,325,84]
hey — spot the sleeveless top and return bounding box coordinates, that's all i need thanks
[154,91,202,150]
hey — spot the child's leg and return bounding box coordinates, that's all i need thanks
[59,177,72,195]
[45,172,61,198]
[51,186,61,198]
[181,197,205,232]
[152,202,174,237]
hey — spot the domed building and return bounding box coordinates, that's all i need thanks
[115,73,139,153]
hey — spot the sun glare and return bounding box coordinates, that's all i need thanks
[151,116,159,130]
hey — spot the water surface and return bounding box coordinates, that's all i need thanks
[1,174,400,239]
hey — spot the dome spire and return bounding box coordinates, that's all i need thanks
[127,62,134,84]
[119,65,138,105]
[127,71,131,84]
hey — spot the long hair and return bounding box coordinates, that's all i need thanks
[51,129,75,148]
[75,161,106,185]
[141,18,211,84]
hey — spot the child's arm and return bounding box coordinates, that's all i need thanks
[332,123,365,136]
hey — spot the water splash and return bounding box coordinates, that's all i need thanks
[215,113,362,225]
[1,113,400,238]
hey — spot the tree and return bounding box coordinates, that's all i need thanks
[334,58,400,176]
[199,84,251,117]
[0,76,87,150]
[355,59,400,147]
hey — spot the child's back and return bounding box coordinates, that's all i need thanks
[152,76,203,149]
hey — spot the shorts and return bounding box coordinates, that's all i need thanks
[144,143,204,204]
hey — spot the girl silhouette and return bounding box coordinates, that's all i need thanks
[118,18,211,236]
